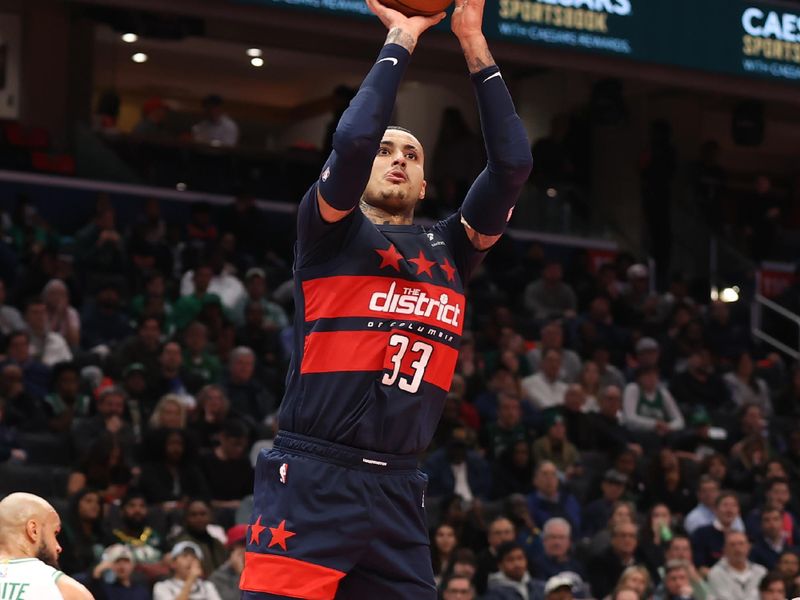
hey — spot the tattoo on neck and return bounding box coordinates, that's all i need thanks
[359,199,413,226]
[386,28,416,53]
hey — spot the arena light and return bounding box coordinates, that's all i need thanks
[250,57,264,67]
[132,52,148,63]
[247,48,262,57]
[720,286,740,303]
[121,33,138,43]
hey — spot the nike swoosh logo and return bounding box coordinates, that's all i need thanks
[377,57,398,66]
[483,71,502,83]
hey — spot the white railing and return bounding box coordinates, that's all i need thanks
[751,293,800,360]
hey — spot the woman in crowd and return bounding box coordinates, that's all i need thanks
[139,428,210,508]
[776,549,800,599]
[490,439,534,500]
[612,565,652,600]
[579,360,602,412]
[59,488,106,576]
[591,500,637,555]
[43,278,81,348]
[148,394,188,430]
[724,351,772,417]
[638,503,673,579]
[67,433,133,503]
[191,385,232,449]
[431,522,459,586]
[645,448,695,517]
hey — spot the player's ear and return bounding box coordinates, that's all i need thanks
[418,179,427,201]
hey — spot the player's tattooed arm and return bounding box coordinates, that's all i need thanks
[386,27,418,53]
[451,0,496,73]
[459,35,496,74]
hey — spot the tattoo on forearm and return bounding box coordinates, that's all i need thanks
[462,37,496,73]
[386,28,416,53]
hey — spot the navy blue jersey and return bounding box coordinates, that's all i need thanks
[277,185,484,455]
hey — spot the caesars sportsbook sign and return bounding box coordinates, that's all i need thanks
[239,0,800,84]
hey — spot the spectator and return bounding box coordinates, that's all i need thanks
[75,207,127,292]
[658,536,711,600]
[59,488,106,576]
[481,395,528,460]
[691,492,743,569]
[653,560,695,600]
[113,316,163,383]
[628,337,663,380]
[758,571,786,600]
[490,439,535,500]
[587,521,642,599]
[72,386,135,462]
[669,349,729,415]
[44,361,91,433]
[148,341,198,409]
[613,565,651,600]
[522,348,568,410]
[442,574,476,600]
[425,429,491,502]
[179,255,244,314]
[645,448,695,517]
[0,278,24,335]
[133,97,169,138]
[707,531,766,600]
[561,384,593,450]
[168,500,227,577]
[222,347,275,428]
[523,262,577,321]
[148,394,188,431]
[724,352,772,417]
[527,461,581,537]
[153,541,222,600]
[531,518,587,580]
[623,365,684,440]
[578,361,601,411]
[129,272,173,331]
[67,433,133,501]
[638,503,674,579]
[432,523,459,585]
[89,544,151,600]
[532,412,580,477]
[42,278,81,348]
[745,478,798,545]
[182,322,222,390]
[527,322,582,383]
[192,95,238,147]
[484,541,542,600]
[191,385,233,450]
[80,284,133,351]
[589,385,641,459]
[139,429,210,506]
[231,268,288,330]
[0,361,47,431]
[199,419,254,509]
[105,490,168,582]
[173,265,219,331]
[591,346,626,390]
[776,550,800,598]
[749,507,795,570]
[684,476,744,536]
[476,517,516,595]
[208,524,246,600]
[0,397,26,463]
[24,298,72,366]
[582,469,629,538]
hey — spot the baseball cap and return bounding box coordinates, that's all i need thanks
[226,524,248,549]
[245,268,265,281]
[545,574,573,595]
[103,544,134,563]
[170,541,204,560]
[123,362,147,378]
[545,411,564,429]
[603,469,628,485]
[690,407,711,427]
[635,337,659,353]
[627,263,649,279]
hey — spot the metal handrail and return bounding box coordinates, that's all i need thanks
[751,293,800,361]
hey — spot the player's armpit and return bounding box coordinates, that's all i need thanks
[57,573,94,600]
[317,188,355,224]
[461,214,500,251]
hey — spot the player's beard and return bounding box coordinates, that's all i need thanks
[36,540,59,568]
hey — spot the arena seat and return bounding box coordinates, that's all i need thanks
[0,463,70,499]
[16,432,74,466]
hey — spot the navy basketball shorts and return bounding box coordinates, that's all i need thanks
[239,430,436,600]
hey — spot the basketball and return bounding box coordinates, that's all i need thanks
[379,0,453,17]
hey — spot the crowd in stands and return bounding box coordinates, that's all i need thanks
[0,189,799,600]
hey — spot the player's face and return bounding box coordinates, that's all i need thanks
[362,129,426,215]
[38,511,62,568]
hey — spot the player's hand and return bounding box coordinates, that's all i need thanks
[366,0,446,42]
[451,0,486,41]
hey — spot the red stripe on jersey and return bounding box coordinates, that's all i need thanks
[240,552,344,599]
[301,330,459,391]
[303,275,464,335]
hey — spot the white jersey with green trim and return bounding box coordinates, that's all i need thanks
[0,557,64,599]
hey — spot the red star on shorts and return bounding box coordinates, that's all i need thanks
[268,520,296,551]
[439,259,456,282]
[375,244,403,271]
[409,250,436,278]
[250,516,266,545]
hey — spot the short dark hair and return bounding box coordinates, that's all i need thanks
[665,534,690,552]
[443,574,474,591]
[121,489,148,508]
[452,548,477,567]
[764,477,790,492]
[386,125,413,136]
[496,541,524,562]
[715,491,740,507]
[758,571,785,592]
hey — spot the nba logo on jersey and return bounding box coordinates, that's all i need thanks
[279,463,288,484]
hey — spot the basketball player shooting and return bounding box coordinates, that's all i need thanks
[240,0,532,597]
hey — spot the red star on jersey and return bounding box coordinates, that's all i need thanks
[439,258,456,282]
[375,244,403,271]
[409,250,436,278]
[267,520,296,551]
[249,516,266,545]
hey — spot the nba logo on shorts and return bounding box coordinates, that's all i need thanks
[279,463,288,484]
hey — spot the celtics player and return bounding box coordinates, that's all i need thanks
[0,492,92,600]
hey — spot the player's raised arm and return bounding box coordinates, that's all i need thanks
[315,0,446,224]
[451,0,533,250]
